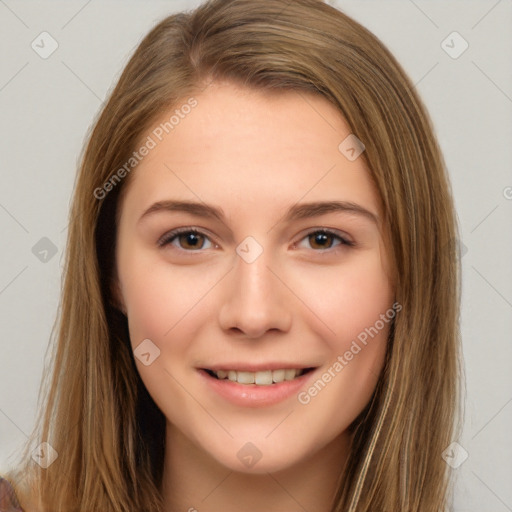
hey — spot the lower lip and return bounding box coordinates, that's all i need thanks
[197,368,317,408]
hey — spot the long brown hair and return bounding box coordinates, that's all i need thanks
[4,0,464,510]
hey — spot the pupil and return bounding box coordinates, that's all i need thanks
[183,233,202,248]
[311,232,330,248]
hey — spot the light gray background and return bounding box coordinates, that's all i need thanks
[1,1,511,510]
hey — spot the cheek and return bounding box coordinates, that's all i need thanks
[121,271,172,344]
[118,248,198,338]
[292,250,394,344]
[117,254,205,416]
[291,250,393,410]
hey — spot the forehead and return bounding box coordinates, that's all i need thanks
[119,81,382,223]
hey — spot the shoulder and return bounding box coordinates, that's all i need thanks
[0,476,23,511]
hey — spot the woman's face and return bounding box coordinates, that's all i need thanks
[114,81,395,474]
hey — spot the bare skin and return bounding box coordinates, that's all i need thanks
[114,81,395,512]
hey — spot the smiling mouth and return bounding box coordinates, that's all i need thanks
[202,367,316,385]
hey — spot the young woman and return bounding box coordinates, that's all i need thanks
[1,0,464,510]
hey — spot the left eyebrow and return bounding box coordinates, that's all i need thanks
[137,199,380,225]
[283,200,380,225]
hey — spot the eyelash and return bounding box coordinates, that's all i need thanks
[157,227,355,253]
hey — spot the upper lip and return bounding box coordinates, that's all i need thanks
[200,363,317,372]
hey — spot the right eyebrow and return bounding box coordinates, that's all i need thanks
[138,200,225,224]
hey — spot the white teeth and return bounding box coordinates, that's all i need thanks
[237,371,255,384]
[284,369,298,381]
[211,368,306,385]
[255,370,273,385]
[272,369,286,383]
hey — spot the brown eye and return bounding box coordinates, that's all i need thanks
[176,231,206,250]
[308,231,335,249]
[158,229,214,251]
[298,229,354,251]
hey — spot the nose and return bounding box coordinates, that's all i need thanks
[218,246,292,339]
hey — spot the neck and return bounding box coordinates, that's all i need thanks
[161,422,351,512]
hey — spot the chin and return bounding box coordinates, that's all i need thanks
[201,435,314,475]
